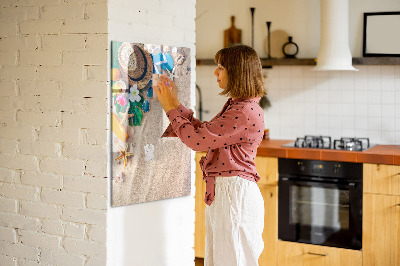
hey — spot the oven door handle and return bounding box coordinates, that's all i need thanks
[280,177,357,189]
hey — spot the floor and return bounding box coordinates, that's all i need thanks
[195,257,204,266]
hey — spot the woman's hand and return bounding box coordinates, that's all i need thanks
[160,75,180,108]
[154,76,175,113]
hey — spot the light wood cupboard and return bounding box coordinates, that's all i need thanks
[364,163,400,196]
[363,193,400,266]
[194,154,279,265]
[256,156,278,266]
[255,156,278,186]
[194,152,207,258]
[259,184,278,266]
[363,163,400,266]
[276,241,362,266]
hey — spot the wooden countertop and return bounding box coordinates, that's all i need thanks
[257,139,400,165]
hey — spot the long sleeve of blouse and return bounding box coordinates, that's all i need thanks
[161,104,202,138]
[164,104,249,152]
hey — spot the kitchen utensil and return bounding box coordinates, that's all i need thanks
[224,16,242,48]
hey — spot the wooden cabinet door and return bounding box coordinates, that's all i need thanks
[276,241,362,266]
[259,185,278,266]
[364,164,400,196]
[195,152,207,258]
[363,193,400,266]
[255,156,278,186]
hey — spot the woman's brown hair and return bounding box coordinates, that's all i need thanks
[214,44,266,99]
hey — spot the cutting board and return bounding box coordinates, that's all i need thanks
[224,16,242,48]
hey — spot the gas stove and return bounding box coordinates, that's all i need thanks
[283,135,373,151]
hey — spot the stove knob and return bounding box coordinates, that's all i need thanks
[298,161,305,171]
[334,164,341,174]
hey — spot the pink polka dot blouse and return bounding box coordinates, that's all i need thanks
[162,97,265,205]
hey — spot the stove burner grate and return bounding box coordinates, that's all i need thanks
[333,137,370,151]
[295,135,332,149]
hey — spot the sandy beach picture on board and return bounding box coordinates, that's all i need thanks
[110,41,191,207]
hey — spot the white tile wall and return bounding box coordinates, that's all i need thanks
[196,65,400,144]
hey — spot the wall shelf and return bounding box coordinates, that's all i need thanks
[196,57,400,67]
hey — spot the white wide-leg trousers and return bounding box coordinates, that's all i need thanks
[205,176,264,266]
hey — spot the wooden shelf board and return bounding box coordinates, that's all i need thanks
[352,57,400,65]
[196,57,400,67]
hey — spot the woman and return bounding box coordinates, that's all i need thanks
[155,44,266,266]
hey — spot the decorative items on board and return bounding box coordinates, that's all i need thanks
[110,41,192,207]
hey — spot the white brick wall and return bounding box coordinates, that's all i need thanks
[0,0,108,265]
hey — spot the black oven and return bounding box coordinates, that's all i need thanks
[278,158,363,250]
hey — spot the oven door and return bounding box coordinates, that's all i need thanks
[278,176,362,250]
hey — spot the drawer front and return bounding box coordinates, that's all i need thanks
[277,241,362,266]
[364,164,400,196]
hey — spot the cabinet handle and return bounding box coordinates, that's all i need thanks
[397,204,400,207]
[307,252,328,256]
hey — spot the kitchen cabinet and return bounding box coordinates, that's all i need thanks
[255,156,278,186]
[363,163,400,196]
[194,154,279,265]
[363,193,400,266]
[256,157,278,266]
[363,163,400,266]
[195,152,207,258]
[259,184,278,266]
[276,241,362,266]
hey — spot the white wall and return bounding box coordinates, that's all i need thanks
[196,0,400,145]
[107,0,196,266]
[196,0,400,58]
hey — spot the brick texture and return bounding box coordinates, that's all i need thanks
[0,197,18,213]
[19,230,61,251]
[0,1,108,264]
[0,227,17,243]
[64,222,85,239]
[61,207,106,226]
[41,219,64,236]
[20,171,62,189]
[1,0,197,264]
[20,201,61,219]
[40,249,85,266]
[41,188,85,208]
[63,237,106,257]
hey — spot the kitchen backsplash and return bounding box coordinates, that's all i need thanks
[196,65,400,145]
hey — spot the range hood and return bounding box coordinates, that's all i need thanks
[314,0,358,71]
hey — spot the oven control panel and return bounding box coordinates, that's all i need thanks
[281,158,362,180]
